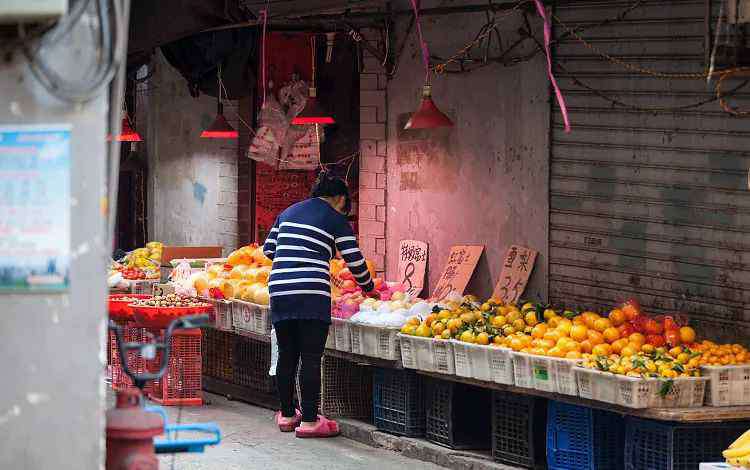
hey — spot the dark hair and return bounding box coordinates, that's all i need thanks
[311,171,352,214]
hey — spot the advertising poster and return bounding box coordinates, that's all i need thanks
[0,125,71,291]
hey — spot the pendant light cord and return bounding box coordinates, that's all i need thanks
[311,35,317,86]
[532,0,570,133]
[409,0,431,84]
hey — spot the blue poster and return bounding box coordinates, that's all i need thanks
[0,125,71,291]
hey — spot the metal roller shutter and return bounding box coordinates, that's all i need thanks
[550,0,750,342]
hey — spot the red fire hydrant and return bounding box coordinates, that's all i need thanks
[106,388,164,470]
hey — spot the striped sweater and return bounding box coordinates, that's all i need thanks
[263,197,374,325]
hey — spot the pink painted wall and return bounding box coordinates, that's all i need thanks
[383,11,551,301]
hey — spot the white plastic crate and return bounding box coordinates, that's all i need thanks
[129,279,158,295]
[331,318,351,352]
[488,346,515,385]
[529,355,580,396]
[398,334,455,375]
[452,341,493,382]
[349,323,400,360]
[325,325,335,350]
[207,298,233,331]
[576,367,707,408]
[349,322,379,358]
[701,364,750,406]
[700,464,741,470]
[575,367,621,405]
[232,299,257,336]
[512,351,534,389]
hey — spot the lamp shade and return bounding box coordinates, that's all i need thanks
[404,85,453,130]
[201,102,239,139]
[108,113,142,142]
[291,87,335,125]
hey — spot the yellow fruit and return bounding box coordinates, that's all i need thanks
[603,327,620,344]
[621,345,637,357]
[460,330,476,343]
[641,343,655,354]
[608,309,626,326]
[441,330,452,340]
[447,318,463,332]
[481,302,492,312]
[425,314,437,327]
[593,318,612,333]
[587,330,605,346]
[437,310,452,321]
[629,333,646,345]
[522,302,535,312]
[627,342,643,353]
[512,319,527,331]
[524,311,539,326]
[407,316,421,326]
[539,339,556,350]
[476,332,490,345]
[570,325,589,342]
[531,324,548,339]
[566,351,583,360]
[580,340,593,354]
[460,312,475,324]
[548,347,565,358]
[611,339,628,354]
[507,309,522,323]
[557,319,573,336]
[401,325,417,335]
[669,346,683,357]
[677,353,690,364]
[509,337,525,351]
[592,344,612,356]
[415,324,432,337]
[581,312,600,329]
[544,330,562,343]
[432,322,446,336]
[547,316,562,328]
[543,309,557,321]
[492,315,508,328]
[493,335,504,345]
[678,326,696,344]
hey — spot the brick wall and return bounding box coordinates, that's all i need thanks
[358,28,388,277]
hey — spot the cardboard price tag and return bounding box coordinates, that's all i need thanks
[152,283,175,297]
[398,240,428,297]
[493,245,538,304]
[431,245,484,300]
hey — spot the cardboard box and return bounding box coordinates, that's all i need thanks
[160,246,223,266]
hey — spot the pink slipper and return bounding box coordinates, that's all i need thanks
[295,415,340,438]
[276,410,302,432]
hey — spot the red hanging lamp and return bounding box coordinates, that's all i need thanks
[201,65,239,139]
[117,112,142,141]
[291,35,335,125]
[404,0,453,130]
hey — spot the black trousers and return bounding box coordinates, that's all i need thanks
[274,319,329,422]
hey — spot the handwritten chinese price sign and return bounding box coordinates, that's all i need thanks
[431,245,484,300]
[493,245,538,304]
[398,240,428,297]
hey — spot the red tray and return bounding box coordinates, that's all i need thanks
[108,294,152,322]
[130,304,213,329]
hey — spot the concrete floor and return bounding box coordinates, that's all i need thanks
[110,390,442,470]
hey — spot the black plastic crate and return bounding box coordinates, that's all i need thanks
[547,400,624,470]
[321,355,373,421]
[425,378,492,450]
[231,335,275,394]
[492,391,547,469]
[201,328,234,382]
[373,368,425,437]
[625,417,750,470]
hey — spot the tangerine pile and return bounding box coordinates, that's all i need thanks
[692,341,750,366]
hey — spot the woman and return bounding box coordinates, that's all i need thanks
[263,172,377,438]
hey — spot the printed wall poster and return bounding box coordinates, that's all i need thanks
[0,125,71,291]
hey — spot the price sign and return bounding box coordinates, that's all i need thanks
[493,245,538,304]
[431,245,484,300]
[398,240,428,297]
[152,283,175,297]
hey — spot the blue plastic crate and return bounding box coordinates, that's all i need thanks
[547,401,624,470]
[373,368,425,437]
[625,417,750,470]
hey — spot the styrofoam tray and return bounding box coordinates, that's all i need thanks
[701,364,750,406]
[398,334,455,375]
[451,341,514,385]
